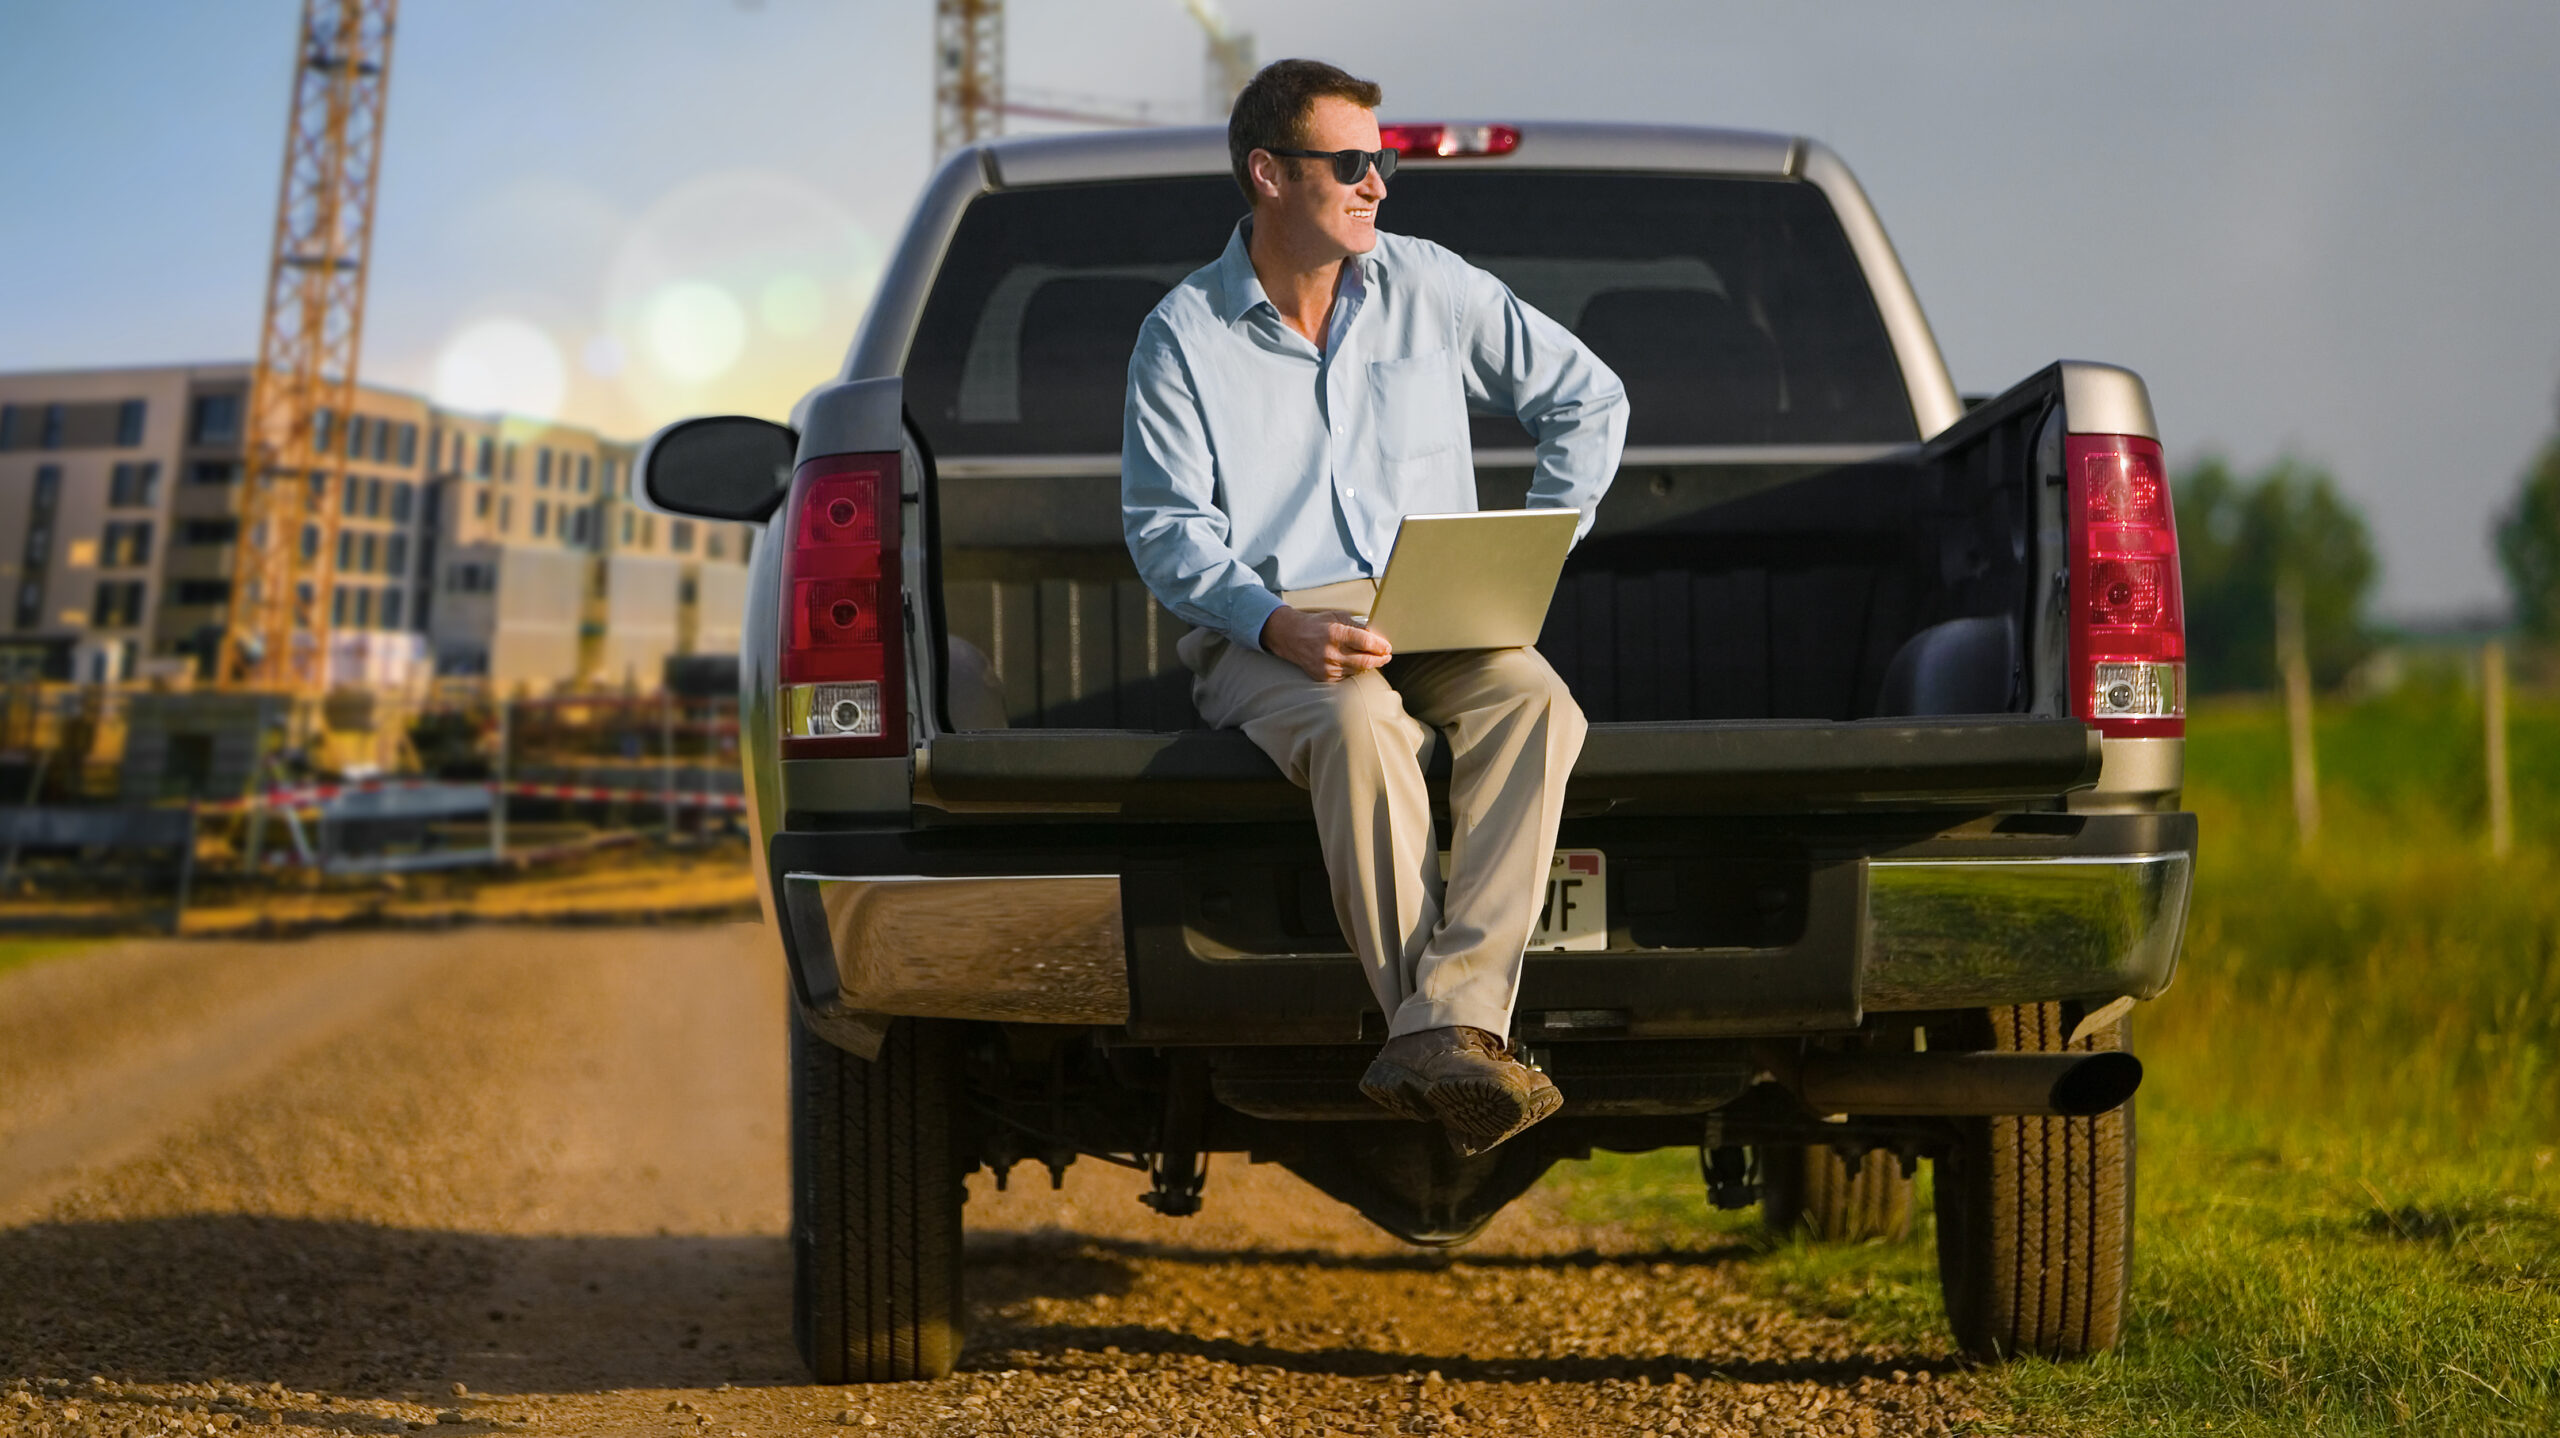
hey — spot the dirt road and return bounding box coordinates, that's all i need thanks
[0,927,1991,1437]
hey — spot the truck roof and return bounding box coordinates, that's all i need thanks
[977,121,1804,190]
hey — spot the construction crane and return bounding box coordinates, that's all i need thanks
[220,0,399,692]
[1181,0,1254,120]
[935,2,1255,154]
[933,0,1003,157]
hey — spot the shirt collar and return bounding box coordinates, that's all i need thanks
[1212,217,1383,329]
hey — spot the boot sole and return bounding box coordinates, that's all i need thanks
[1431,1074,1564,1157]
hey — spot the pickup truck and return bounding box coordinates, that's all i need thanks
[637,121,2195,1382]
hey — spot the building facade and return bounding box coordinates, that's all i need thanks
[0,363,749,691]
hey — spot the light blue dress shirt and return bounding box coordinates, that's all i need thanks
[1122,220,1629,652]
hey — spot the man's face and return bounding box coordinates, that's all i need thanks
[1258,95,1387,258]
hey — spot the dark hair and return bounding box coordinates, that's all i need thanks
[1227,59,1384,204]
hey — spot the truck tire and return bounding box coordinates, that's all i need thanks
[1932,1002,2134,1359]
[789,1010,965,1382]
[1761,1144,1914,1242]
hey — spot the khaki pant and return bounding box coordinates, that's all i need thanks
[1179,628,1588,1039]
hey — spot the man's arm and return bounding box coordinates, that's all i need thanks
[1453,261,1630,540]
[1121,314,1287,651]
[1123,315,1391,681]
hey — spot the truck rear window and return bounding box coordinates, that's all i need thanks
[904,172,1918,456]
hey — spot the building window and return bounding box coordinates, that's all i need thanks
[182,518,239,546]
[302,524,320,561]
[332,587,350,626]
[577,455,593,493]
[396,422,417,466]
[364,476,383,517]
[189,393,242,446]
[108,461,160,507]
[499,497,512,531]
[91,580,146,628]
[642,515,656,548]
[102,521,153,567]
[359,533,379,573]
[476,436,495,477]
[37,403,65,449]
[390,481,413,522]
[536,448,552,488]
[670,519,696,554]
[372,419,391,462]
[622,510,634,545]
[474,489,491,519]
[532,500,549,538]
[188,460,237,485]
[706,530,725,560]
[0,404,16,448]
[310,470,329,507]
[382,589,404,629]
[341,478,362,516]
[314,408,336,455]
[175,579,231,607]
[385,533,408,575]
[600,457,616,494]
[347,414,369,459]
[337,531,356,571]
[116,399,147,447]
[503,444,517,481]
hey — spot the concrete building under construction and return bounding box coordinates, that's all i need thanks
[0,363,750,693]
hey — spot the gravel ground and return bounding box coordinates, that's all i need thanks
[0,926,2000,1437]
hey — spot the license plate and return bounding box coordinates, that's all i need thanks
[1439,848,1608,952]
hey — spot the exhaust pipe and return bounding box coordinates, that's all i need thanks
[1793,1050,2142,1118]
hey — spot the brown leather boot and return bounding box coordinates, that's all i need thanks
[1359,1026,1563,1156]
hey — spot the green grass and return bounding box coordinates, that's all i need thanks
[0,937,95,981]
[1540,677,2560,1435]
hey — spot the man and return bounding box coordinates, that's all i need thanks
[1121,60,1628,1155]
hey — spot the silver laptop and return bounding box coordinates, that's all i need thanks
[1281,509,1580,654]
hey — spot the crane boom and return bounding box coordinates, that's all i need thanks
[221,0,399,691]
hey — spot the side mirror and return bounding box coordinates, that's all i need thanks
[637,415,797,522]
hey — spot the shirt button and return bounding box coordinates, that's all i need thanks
[1344,488,1356,498]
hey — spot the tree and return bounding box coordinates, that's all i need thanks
[2495,436,2560,645]
[2172,456,2378,693]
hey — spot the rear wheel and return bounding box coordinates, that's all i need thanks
[789,1010,965,1382]
[1931,1002,2135,1359]
[1762,1143,1915,1241]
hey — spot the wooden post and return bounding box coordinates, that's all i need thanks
[2277,580,2319,845]
[661,688,678,844]
[2486,640,2513,858]
[491,696,510,863]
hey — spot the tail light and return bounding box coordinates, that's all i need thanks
[1378,123,1520,159]
[2066,434,2184,737]
[779,450,906,758]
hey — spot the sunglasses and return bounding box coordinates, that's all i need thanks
[1263,145,1399,186]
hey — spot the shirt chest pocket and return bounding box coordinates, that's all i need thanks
[1367,347,1459,462]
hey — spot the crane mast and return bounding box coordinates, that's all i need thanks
[221,0,399,692]
[933,0,1004,158]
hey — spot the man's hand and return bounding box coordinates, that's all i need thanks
[1261,605,1392,682]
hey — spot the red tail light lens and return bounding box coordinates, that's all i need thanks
[779,451,905,758]
[1378,123,1520,159]
[2066,434,2184,737]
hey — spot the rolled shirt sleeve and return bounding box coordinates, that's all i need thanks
[1122,314,1287,651]
[1455,260,1628,543]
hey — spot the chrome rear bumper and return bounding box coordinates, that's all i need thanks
[780,848,2190,1035]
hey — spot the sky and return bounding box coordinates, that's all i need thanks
[3,0,2556,619]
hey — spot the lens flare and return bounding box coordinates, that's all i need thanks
[760,272,826,337]
[431,317,566,419]
[644,282,747,384]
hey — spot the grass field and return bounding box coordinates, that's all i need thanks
[1547,671,2560,1435]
